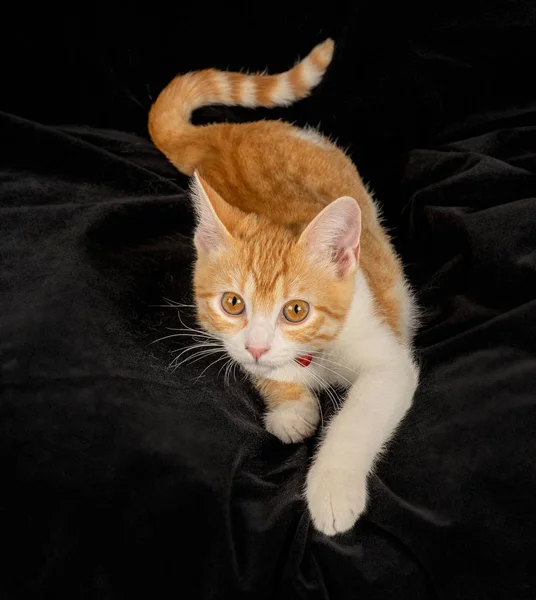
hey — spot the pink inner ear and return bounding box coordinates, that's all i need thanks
[191,171,236,254]
[301,196,362,277]
[332,246,358,277]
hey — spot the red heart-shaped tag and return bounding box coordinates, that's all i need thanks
[296,354,312,367]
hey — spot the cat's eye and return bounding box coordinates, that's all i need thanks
[221,292,246,316]
[282,300,310,323]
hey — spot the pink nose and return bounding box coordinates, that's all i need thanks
[247,346,269,361]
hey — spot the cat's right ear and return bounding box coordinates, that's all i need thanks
[190,172,240,254]
[299,196,361,277]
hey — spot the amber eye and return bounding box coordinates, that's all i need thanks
[221,292,246,316]
[282,300,310,323]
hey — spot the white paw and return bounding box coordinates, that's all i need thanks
[306,462,367,535]
[265,399,319,444]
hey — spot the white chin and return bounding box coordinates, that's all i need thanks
[242,362,275,376]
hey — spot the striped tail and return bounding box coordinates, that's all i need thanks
[148,39,335,174]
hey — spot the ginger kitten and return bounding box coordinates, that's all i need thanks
[149,39,419,535]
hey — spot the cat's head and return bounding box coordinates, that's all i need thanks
[190,173,361,378]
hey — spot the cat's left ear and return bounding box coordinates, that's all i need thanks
[190,171,242,254]
[299,196,361,277]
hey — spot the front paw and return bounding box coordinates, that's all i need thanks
[265,399,319,444]
[306,462,367,535]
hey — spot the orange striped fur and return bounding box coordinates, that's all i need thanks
[149,39,404,343]
[149,40,419,536]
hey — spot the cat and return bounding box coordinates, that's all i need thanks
[148,39,419,535]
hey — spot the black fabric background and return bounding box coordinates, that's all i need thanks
[1,1,536,598]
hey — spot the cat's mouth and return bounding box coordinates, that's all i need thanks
[243,362,276,375]
[242,361,279,375]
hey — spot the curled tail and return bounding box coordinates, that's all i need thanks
[148,39,335,174]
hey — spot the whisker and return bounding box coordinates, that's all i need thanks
[162,297,195,308]
[169,337,221,349]
[325,386,343,412]
[165,328,216,339]
[165,332,219,346]
[321,387,342,414]
[307,368,343,413]
[176,312,204,335]
[223,362,230,386]
[227,361,236,386]
[169,348,216,370]
[223,359,236,386]
[171,340,223,354]
[149,332,195,346]
[297,369,325,431]
[171,348,227,372]
[195,354,230,381]
[150,330,219,346]
[309,352,357,374]
[218,358,230,380]
[169,342,223,364]
[309,359,354,386]
[174,346,225,364]
[232,361,240,383]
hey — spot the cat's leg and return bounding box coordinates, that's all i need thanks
[255,378,320,444]
[306,342,418,535]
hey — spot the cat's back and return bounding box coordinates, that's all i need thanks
[148,38,376,228]
[196,119,374,228]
